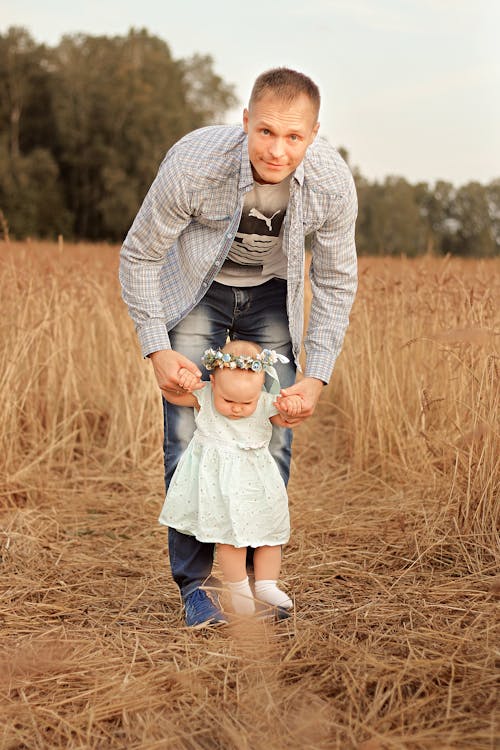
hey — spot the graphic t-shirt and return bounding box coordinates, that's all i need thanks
[216,176,291,287]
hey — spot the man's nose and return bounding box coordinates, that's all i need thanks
[269,137,285,158]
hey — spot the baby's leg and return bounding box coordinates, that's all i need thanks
[253,546,293,609]
[217,544,255,615]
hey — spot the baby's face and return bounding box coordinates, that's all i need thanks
[210,370,263,419]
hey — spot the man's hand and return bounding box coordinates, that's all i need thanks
[273,377,324,427]
[149,349,204,396]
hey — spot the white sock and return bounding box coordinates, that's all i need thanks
[254,579,293,609]
[226,577,255,615]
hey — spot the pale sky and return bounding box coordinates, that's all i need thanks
[2,0,499,185]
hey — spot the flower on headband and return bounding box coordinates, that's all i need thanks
[261,349,277,364]
[201,347,289,377]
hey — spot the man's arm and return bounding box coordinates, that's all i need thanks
[304,168,358,385]
[278,162,358,425]
[119,149,192,357]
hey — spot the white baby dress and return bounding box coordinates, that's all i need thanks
[158,385,290,548]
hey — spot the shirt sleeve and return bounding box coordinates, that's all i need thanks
[119,147,193,357]
[304,169,358,383]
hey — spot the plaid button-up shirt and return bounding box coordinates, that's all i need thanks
[119,125,357,383]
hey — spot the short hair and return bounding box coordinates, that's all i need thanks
[249,67,320,120]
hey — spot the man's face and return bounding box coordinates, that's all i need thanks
[243,92,319,184]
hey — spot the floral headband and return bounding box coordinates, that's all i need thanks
[201,347,289,389]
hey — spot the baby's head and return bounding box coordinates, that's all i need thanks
[206,341,265,419]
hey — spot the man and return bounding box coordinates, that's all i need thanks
[120,67,358,627]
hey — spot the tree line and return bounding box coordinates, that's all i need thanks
[0,27,236,241]
[1,27,498,256]
[352,167,499,257]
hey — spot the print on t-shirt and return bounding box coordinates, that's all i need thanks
[220,176,291,283]
[224,205,286,275]
[217,177,291,286]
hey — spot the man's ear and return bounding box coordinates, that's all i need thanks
[243,108,249,133]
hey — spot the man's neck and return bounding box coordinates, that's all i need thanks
[252,168,293,186]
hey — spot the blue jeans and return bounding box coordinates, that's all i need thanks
[163,278,296,598]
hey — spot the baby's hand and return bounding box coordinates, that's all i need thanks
[274,393,304,419]
[177,367,201,392]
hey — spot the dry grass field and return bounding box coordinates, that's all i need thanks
[1,240,498,750]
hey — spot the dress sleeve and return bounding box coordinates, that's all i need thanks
[193,383,210,408]
[260,391,279,419]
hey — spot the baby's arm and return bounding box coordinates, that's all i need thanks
[270,393,304,426]
[161,381,207,409]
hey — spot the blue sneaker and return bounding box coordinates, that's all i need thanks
[184,588,228,628]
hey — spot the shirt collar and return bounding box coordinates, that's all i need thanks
[293,161,305,186]
[239,136,254,192]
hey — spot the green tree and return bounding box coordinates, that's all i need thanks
[414,180,455,255]
[0,26,236,240]
[445,182,495,256]
[180,53,238,128]
[0,27,39,160]
[485,179,500,256]
[49,29,236,239]
[0,143,71,237]
[0,28,69,236]
[352,172,375,254]
[356,176,426,256]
